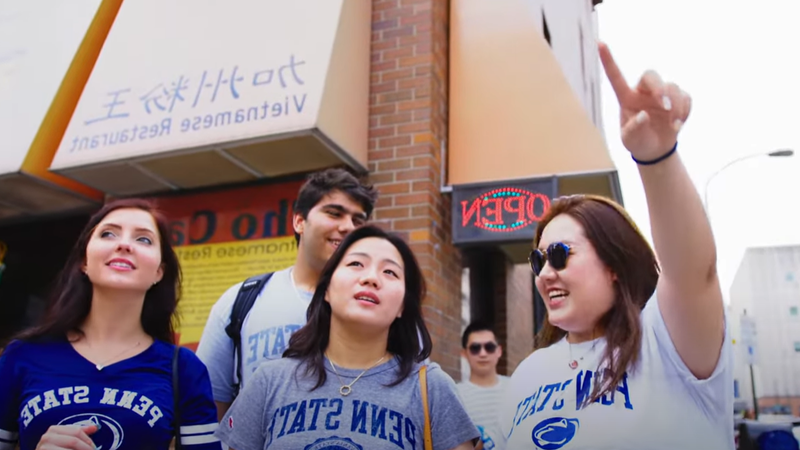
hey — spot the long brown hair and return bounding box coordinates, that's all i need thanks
[533,194,659,405]
[14,198,182,344]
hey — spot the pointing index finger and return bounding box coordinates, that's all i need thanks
[598,42,631,104]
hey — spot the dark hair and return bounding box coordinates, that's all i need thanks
[461,322,497,349]
[533,194,659,406]
[284,225,432,388]
[293,168,379,243]
[14,198,182,344]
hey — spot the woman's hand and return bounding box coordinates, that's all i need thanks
[599,42,691,161]
[35,425,97,450]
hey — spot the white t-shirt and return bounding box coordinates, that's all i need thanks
[457,376,510,450]
[196,266,313,403]
[500,295,734,450]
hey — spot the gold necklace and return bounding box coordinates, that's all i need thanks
[326,353,388,396]
[91,341,142,371]
[568,339,597,370]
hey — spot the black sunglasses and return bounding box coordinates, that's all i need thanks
[468,342,498,355]
[528,242,572,276]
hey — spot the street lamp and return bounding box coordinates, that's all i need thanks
[703,149,794,210]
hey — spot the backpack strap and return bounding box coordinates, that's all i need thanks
[224,272,274,398]
[172,344,182,450]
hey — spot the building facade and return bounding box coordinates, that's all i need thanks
[730,245,800,416]
[0,0,617,379]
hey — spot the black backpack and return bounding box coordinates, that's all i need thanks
[223,272,274,398]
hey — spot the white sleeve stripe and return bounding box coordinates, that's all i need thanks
[180,423,218,435]
[182,434,220,445]
[0,429,17,440]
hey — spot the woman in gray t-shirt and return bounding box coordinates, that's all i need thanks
[216,225,480,450]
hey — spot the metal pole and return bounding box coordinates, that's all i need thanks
[749,363,759,420]
[703,149,794,211]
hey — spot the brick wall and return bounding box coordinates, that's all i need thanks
[368,0,463,377]
[504,263,535,373]
[475,250,534,376]
[491,252,509,375]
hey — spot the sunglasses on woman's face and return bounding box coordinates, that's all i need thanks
[468,342,498,356]
[528,242,572,276]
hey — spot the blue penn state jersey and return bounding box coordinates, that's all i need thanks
[0,338,221,450]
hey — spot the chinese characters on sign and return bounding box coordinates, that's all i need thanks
[86,55,305,123]
[252,55,305,89]
[84,88,131,125]
[68,55,308,153]
[140,76,189,114]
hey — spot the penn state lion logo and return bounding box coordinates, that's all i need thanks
[303,436,363,450]
[58,413,124,450]
[531,417,580,449]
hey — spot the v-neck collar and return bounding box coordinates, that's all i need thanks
[64,337,159,373]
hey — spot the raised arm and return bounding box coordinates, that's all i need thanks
[599,43,724,379]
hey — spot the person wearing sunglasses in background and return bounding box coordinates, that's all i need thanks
[499,43,733,449]
[457,323,509,450]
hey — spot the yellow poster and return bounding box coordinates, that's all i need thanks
[174,236,297,344]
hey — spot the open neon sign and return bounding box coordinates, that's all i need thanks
[460,187,550,232]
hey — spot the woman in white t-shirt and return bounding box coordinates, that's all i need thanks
[500,43,733,450]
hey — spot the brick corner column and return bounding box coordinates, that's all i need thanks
[503,263,535,374]
[368,0,462,378]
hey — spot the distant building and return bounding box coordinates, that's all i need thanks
[730,245,800,416]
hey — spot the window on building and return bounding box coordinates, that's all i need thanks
[794,341,800,352]
[791,306,798,316]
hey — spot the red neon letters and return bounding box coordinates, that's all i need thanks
[460,187,550,232]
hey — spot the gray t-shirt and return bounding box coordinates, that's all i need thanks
[216,356,479,450]
[196,267,314,403]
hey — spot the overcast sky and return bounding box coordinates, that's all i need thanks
[595,0,800,304]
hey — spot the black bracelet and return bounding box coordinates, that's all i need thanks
[631,142,678,166]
